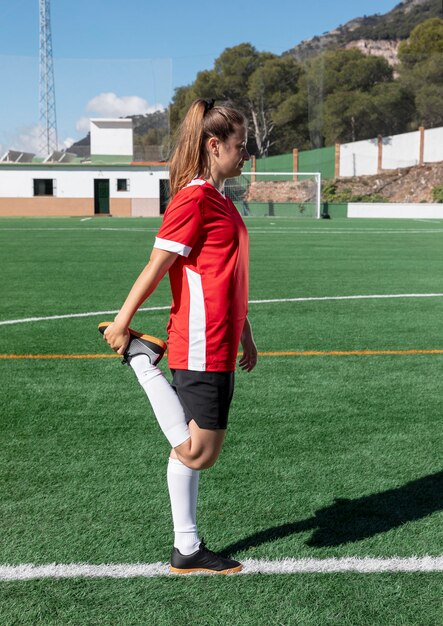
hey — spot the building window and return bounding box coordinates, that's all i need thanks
[33,179,54,196]
[117,178,129,192]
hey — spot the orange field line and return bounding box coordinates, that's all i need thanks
[1,349,443,360]
[0,354,120,359]
[259,349,443,356]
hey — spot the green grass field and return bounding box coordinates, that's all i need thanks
[1,216,443,625]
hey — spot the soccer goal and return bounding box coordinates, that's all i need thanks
[225,172,321,218]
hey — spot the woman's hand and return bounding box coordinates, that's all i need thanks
[103,321,130,355]
[239,318,258,372]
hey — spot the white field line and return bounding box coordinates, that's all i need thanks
[0,306,171,326]
[248,226,443,235]
[413,219,441,224]
[1,557,442,580]
[1,227,443,234]
[248,293,443,305]
[1,293,443,327]
[0,227,157,232]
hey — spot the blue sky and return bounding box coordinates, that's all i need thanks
[0,0,399,154]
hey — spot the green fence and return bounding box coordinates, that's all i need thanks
[242,152,293,174]
[245,146,335,180]
[321,202,348,218]
[299,146,335,180]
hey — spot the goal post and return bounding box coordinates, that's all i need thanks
[225,172,322,219]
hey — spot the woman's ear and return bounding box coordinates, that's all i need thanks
[207,136,219,157]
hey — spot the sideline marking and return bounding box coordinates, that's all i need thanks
[0,227,156,232]
[1,349,442,360]
[1,557,442,580]
[1,293,443,326]
[1,227,443,234]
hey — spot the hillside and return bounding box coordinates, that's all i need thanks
[285,0,441,63]
[245,162,443,206]
[331,161,443,203]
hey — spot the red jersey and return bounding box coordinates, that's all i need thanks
[154,179,249,372]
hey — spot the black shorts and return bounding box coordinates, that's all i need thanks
[171,369,235,430]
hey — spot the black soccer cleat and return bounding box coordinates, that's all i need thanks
[98,321,167,366]
[170,540,243,575]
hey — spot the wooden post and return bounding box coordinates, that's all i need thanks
[251,155,256,183]
[419,126,425,165]
[293,148,299,182]
[334,143,340,178]
[377,135,383,173]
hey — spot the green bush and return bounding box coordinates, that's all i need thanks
[322,182,389,203]
[432,185,443,203]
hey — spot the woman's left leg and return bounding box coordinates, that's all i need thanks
[167,422,240,573]
[167,421,225,555]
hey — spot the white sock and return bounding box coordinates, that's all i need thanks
[167,457,200,555]
[129,355,190,448]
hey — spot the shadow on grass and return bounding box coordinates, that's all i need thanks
[221,470,443,556]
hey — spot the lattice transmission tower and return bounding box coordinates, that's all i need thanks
[39,0,58,155]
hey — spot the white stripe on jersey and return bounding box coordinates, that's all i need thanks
[185,179,206,187]
[185,267,206,371]
[154,236,191,257]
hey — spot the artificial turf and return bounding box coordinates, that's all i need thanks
[1,216,442,625]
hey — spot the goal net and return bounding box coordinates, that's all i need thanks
[225,172,321,219]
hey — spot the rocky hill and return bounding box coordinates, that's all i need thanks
[285,0,441,64]
[245,162,443,205]
[331,161,443,203]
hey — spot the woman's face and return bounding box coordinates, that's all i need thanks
[210,125,250,180]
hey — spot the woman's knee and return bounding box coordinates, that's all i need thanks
[176,448,220,471]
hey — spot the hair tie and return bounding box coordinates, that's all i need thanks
[204,99,215,115]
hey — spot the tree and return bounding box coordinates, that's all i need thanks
[323,90,376,144]
[247,56,302,156]
[398,18,443,128]
[169,44,303,157]
[370,82,416,136]
[398,17,443,66]
[415,83,443,127]
[298,48,395,146]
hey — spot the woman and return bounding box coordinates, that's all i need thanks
[100,98,257,574]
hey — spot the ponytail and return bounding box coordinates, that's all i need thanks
[169,99,246,198]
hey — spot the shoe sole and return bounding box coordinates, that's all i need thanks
[98,322,167,363]
[169,564,243,575]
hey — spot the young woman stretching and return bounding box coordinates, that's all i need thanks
[100,98,257,574]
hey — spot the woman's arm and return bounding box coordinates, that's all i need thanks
[103,247,178,355]
[239,317,258,372]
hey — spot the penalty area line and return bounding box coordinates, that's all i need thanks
[1,557,443,580]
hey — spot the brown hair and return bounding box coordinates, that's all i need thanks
[169,99,246,198]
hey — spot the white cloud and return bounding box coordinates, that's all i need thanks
[8,125,41,154]
[85,92,163,117]
[2,125,77,155]
[63,137,75,150]
[75,117,90,133]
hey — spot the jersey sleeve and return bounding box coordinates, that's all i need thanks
[154,189,203,257]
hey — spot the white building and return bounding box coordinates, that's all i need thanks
[0,119,170,217]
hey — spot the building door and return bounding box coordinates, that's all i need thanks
[159,179,170,215]
[94,179,110,214]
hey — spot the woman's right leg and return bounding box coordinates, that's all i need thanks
[129,355,190,448]
[129,355,225,467]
